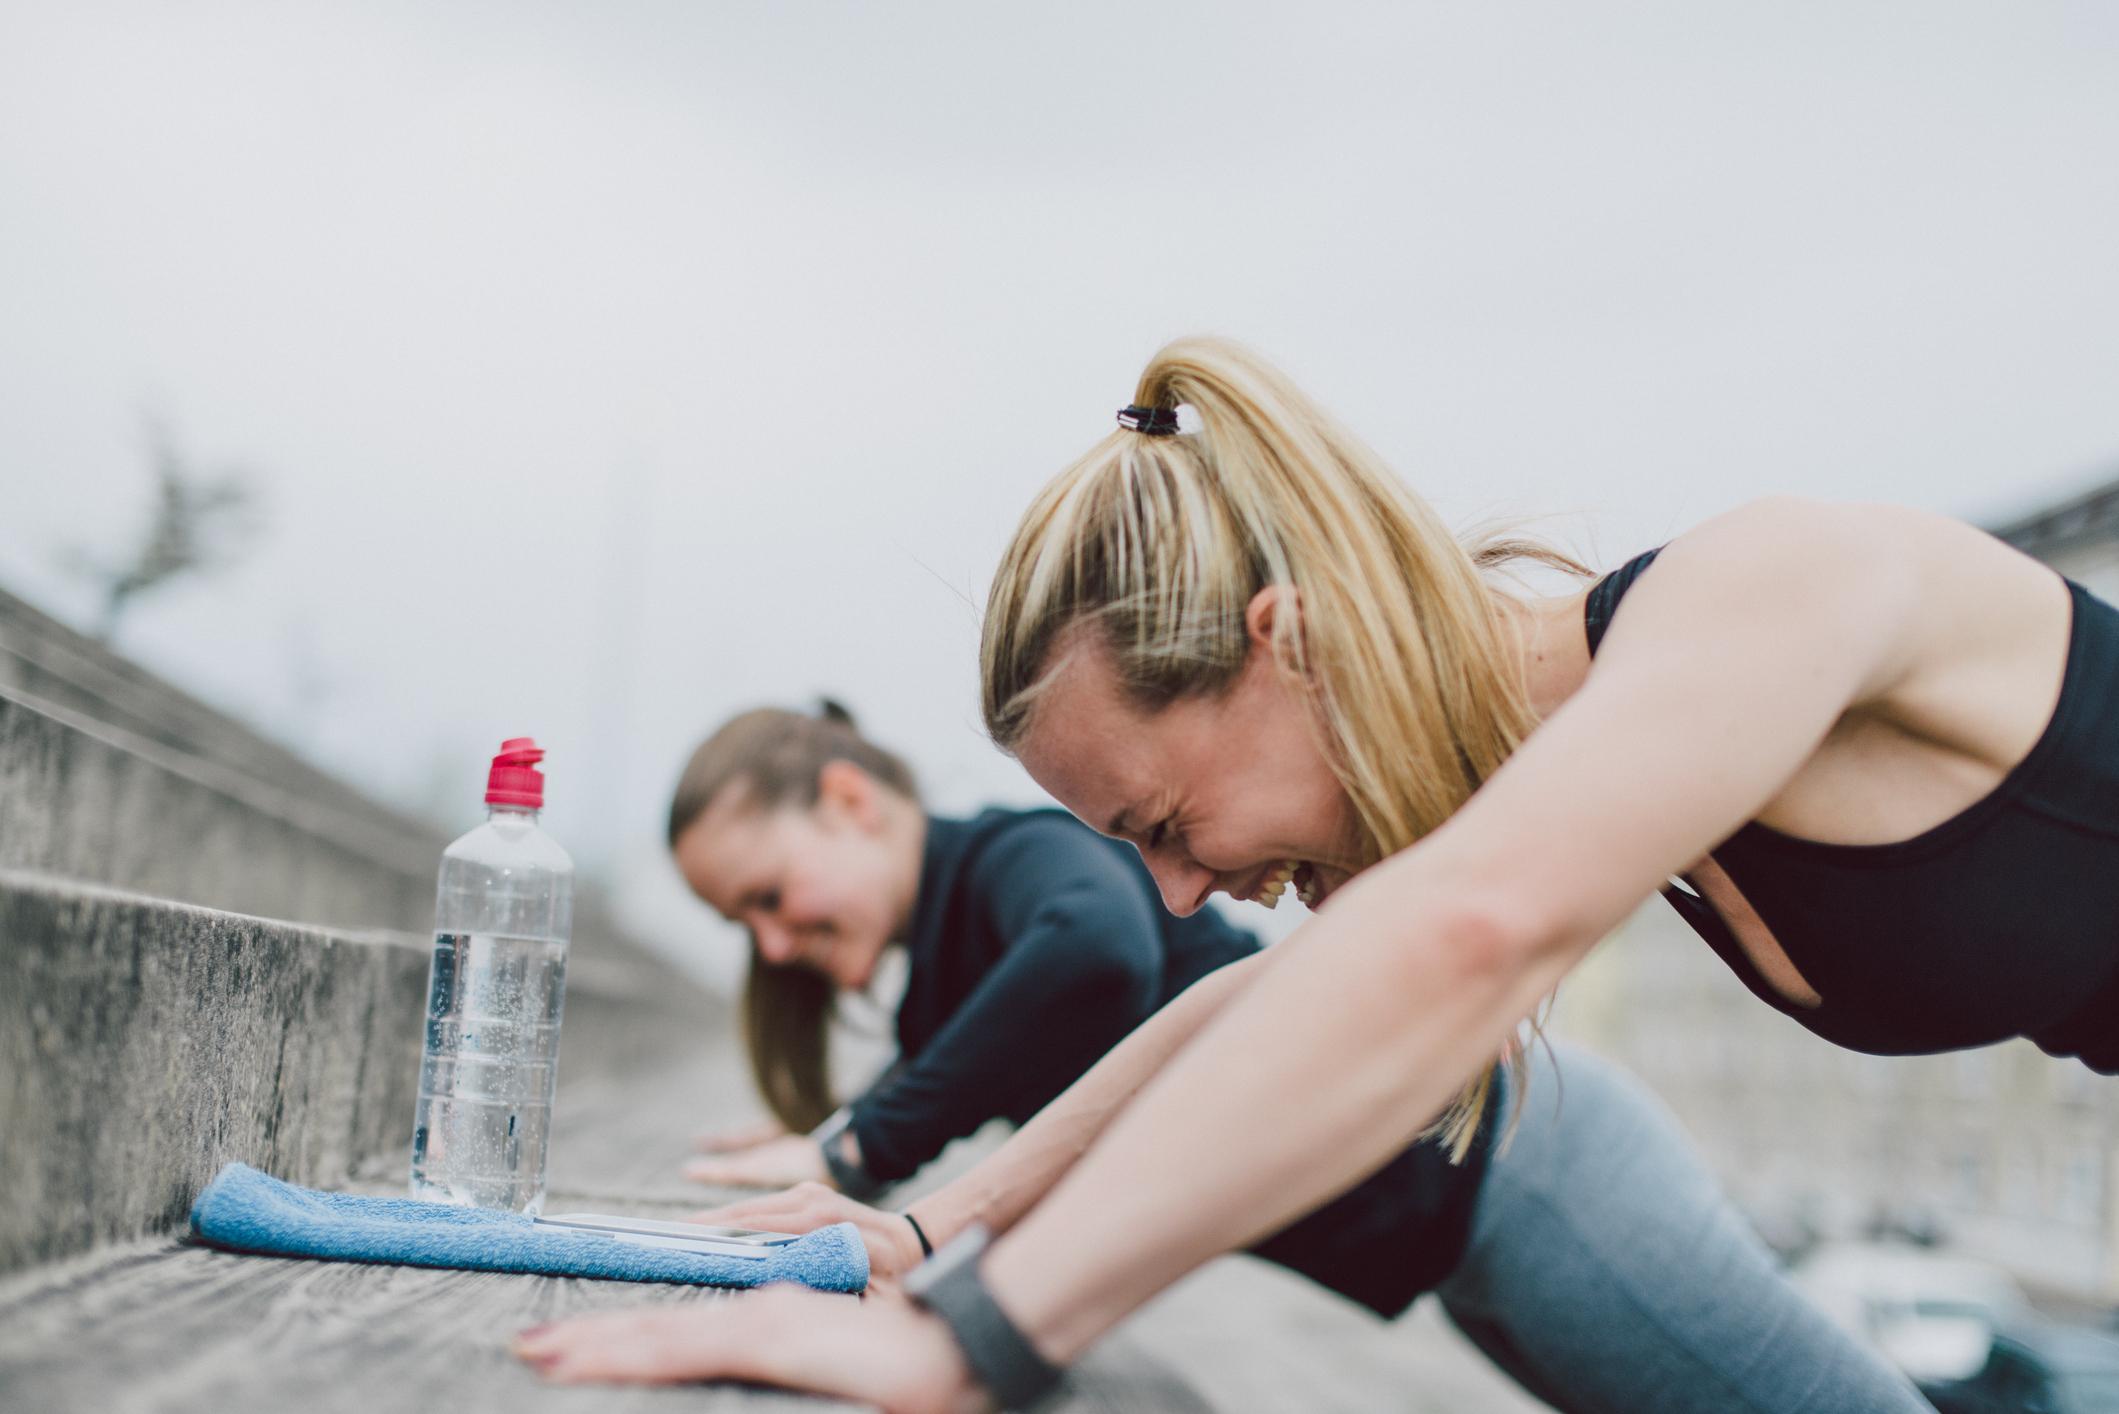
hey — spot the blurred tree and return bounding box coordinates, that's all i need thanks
[70,421,263,642]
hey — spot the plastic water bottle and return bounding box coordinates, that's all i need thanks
[409,738,573,1213]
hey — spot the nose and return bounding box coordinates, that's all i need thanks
[751,919,799,965]
[1143,855,1217,918]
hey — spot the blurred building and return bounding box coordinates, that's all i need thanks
[1998,477,2119,593]
[1553,476,2119,1304]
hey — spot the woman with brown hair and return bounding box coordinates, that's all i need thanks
[516,333,2108,1407]
[665,702,1285,1213]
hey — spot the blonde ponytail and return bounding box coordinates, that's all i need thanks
[981,336,1585,1155]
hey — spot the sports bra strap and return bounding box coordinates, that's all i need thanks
[1583,547,1664,657]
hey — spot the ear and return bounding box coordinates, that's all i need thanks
[1243,585,1302,663]
[816,759,883,832]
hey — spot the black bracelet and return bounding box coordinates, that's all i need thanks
[902,1210,934,1258]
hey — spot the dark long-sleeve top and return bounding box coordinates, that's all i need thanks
[846,806,1496,1316]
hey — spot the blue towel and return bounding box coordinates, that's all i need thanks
[189,1163,868,1293]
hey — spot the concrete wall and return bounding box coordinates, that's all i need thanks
[0,586,728,1274]
[1,691,435,933]
[1556,902,2119,1299]
[0,872,430,1272]
[0,585,398,823]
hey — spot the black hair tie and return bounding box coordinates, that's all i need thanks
[1116,405,1180,436]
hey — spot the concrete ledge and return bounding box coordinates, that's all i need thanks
[0,691,436,932]
[0,584,397,823]
[0,871,729,1276]
[0,871,431,1273]
[0,586,729,1277]
[0,681,709,1003]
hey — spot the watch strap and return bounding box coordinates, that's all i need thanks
[808,1106,886,1201]
[906,1225,1065,1410]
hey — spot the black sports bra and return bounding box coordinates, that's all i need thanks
[1586,549,2119,1073]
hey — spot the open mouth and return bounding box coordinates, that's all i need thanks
[1243,860,1322,910]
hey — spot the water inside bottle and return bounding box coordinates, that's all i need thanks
[409,931,567,1212]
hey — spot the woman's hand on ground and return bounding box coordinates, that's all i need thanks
[688,1182,928,1286]
[514,1284,981,1413]
[682,1134,828,1188]
[692,1116,789,1154]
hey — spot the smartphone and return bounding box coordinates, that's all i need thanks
[536,1212,801,1259]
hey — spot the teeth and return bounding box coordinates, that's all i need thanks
[1295,865,1320,908]
[1248,859,1299,908]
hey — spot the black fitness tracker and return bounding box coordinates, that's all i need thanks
[808,1105,885,1201]
[904,1225,1065,1411]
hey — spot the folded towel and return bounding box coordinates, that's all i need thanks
[189,1163,867,1293]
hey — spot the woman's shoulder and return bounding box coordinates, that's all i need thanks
[1650,497,2028,587]
[1595,498,2071,746]
[948,810,1173,970]
[1644,497,1939,580]
[963,806,1132,882]
[1610,500,2049,652]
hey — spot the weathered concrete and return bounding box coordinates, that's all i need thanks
[0,870,731,1274]
[0,872,431,1271]
[0,590,724,1270]
[0,690,437,932]
[0,999,1544,1414]
[0,1233,1270,1414]
[1,642,700,997]
[0,584,398,822]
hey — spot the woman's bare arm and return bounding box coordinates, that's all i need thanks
[907,945,1273,1243]
[980,498,1936,1360]
[523,500,2043,1405]
[693,945,1275,1276]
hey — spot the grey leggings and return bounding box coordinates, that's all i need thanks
[1432,1043,1931,1413]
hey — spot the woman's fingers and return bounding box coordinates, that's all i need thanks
[516,1305,751,1385]
[684,1198,817,1231]
[680,1156,762,1186]
[687,1181,843,1232]
[681,1135,829,1189]
[682,1185,924,1284]
[692,1118,787,1154]
[514,1286,975,1413]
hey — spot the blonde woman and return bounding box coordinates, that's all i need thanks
[518,337,2106,1407]
[643,702,1922,1411]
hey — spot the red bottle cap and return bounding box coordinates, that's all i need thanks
[485,737,547,809]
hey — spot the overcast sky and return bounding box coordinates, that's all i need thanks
[4,2,2117,981]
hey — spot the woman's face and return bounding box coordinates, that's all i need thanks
[1014,611,1369,917]
[672,767,912,990]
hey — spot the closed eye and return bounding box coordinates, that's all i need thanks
[1146,818,1173,850]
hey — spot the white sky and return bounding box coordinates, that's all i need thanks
[4,2,2117,979]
